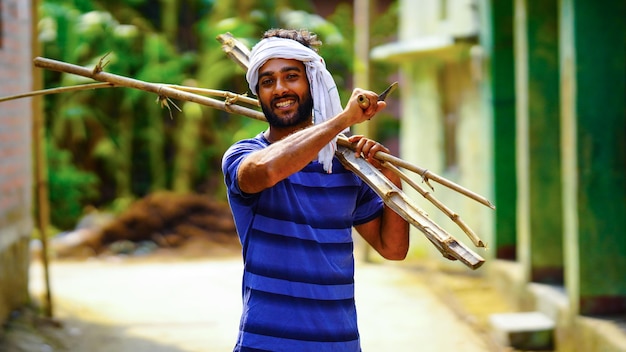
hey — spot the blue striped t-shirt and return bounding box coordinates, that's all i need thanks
[222,132,383,352]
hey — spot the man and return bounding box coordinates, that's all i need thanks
[222,28,410,351]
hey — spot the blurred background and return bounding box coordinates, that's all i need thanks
[0,0,624,351]
[33,0,400,232]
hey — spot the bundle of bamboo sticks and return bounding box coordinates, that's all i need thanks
[1,34,494,269]
[218,33,493,269]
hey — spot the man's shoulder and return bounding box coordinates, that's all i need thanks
[225,132,268,155]
[235,132,268,147]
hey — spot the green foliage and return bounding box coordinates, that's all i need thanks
[38,0,400,228]
[46,141,100,230]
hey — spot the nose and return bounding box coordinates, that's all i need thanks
[274,78,288,96]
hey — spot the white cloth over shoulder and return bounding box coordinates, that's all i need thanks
[246,37,344,173]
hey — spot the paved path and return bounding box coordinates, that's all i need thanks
[29,256,493,351]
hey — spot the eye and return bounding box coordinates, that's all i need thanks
[260,78,274,86]
[286,73,299,80]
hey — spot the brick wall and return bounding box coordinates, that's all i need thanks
[0,0,34,324]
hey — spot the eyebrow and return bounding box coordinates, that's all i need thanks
[258,65,303,80]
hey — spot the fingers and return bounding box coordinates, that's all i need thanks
[347,135,390,163]
[360,100,387,122]
[347,135,399,183]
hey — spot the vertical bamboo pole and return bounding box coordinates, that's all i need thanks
[354,0,372,261]
[160,0,179,43]
[353,0,371,136]
[31,0,54,318]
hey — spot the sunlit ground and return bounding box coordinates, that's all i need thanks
[22,244,504,352]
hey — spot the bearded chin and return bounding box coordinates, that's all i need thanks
[261,95,314,128]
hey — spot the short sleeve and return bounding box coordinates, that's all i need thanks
[352,181,384,225]
[221,134,268,198]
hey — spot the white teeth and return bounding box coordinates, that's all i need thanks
[276,100,294,108]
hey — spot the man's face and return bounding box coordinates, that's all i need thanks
[256,58,313,128]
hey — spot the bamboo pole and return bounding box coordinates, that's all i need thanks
[33,57,267,122]
[31,0,53,318]
[167,84,260,107]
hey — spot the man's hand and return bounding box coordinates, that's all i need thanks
[344,88,387,125]
[347,135,402,187]
[348,135,388,167]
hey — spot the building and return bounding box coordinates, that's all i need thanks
[372,0,625,350]
[0,0,35,325]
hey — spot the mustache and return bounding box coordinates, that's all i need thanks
[271,94,299,106]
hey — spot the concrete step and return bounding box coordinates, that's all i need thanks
[489,311,555,350]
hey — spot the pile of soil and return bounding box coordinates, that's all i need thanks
[47,192,241,259]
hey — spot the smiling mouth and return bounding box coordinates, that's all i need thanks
[274,98,296,109]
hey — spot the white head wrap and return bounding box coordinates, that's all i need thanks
[246,37,344,173]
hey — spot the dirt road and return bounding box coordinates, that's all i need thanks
[26,253,497,351]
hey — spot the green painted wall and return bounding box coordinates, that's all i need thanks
[526,0,564,284]
[561,0,626,315]
[484,0,517,259]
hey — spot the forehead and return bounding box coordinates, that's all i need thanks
[258,58,305,75]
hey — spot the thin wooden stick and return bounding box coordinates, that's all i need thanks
[0,82,113,103]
